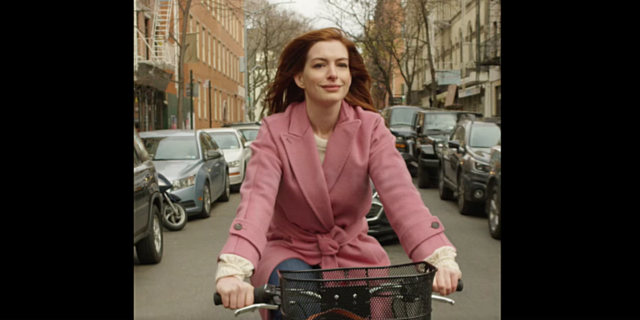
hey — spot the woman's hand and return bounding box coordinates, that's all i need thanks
[215,276,254,310]
[432,266,462,296]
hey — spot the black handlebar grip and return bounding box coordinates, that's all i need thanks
[214,292,223,305]
[456,279,464,292]
[214,285,273,306]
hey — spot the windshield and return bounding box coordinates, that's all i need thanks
[389,108,417,126]
[239,129,259,142]
[423,114,458,134]
[142,136,199,160]
[209,132,240,149]
[470,125,501,148]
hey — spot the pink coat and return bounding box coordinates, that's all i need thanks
[219,101,454,318]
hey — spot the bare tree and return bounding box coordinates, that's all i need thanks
[244,0,315,120]
[322,0,401,108]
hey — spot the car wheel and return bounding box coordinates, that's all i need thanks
[438,167,454,200]
[218,174,230,202]
[417,163,429,188]
[457,173,476,215]
[135,204,163,264]
[198,181,212,219]
[487,185,501,239]
[162,202,187,231]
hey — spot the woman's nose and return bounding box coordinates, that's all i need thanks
[327,65,338,80]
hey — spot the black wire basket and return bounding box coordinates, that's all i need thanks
[277,262,437,320]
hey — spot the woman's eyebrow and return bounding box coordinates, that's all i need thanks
[310,57,349,62]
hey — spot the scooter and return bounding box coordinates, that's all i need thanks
[158,173,188,231]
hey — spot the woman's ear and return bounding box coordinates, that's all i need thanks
[294,73,305,89]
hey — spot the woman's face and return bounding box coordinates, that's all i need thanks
[294,40,352,106]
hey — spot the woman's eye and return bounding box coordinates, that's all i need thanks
[313,64,325,68]
[338,63,348,68]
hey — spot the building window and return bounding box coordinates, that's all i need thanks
[218,41,221,71]
[196,22,200,60]
[198,81,202,119]
[208,33,212,67]
[204,81,208,120]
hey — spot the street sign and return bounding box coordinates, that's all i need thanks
[389,97,403,105]
[436,70,461,85]
[186,85,199,98]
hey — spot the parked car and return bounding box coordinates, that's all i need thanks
[134,128,163,264]
[486,144,501,239]
[367,180,396,242]
[203,128,252,192]
[380,106,422,176]
[223,121,261,142]
[438,119,501,215]
[411,111,483,188]
[139,129,230,219]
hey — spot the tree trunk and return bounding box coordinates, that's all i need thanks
[420,2,438,108]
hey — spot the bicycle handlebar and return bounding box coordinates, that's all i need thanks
[213,279,463,306]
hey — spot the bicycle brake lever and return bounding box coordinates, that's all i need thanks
[431,294,455,305]
[234,304,279,317]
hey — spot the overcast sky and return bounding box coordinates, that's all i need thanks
[266,0,359,33]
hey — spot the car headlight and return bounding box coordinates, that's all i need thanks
[172,174,196,190]
[228,160,241,167]
[471,158,491,173]
[436,142,444,154]
[395,136,405,148]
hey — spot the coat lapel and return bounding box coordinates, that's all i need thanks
[281,102,334,231]
[322,101,361,192]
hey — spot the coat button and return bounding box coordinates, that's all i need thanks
[431,222,440,229]
[234,223,242,230]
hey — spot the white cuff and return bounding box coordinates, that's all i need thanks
[424,246,460,272]
[215,254,255,283]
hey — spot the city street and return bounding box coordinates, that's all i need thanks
[134,177,501,320]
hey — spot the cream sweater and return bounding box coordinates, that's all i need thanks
[215,134,459,283]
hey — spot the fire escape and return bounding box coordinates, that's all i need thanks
[478,0,500,67]
[134,0,176,86]
[134,0,177,131]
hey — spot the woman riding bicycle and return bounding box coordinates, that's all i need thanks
[215,27,462,320]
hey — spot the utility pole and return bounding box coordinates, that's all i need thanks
[190,69,194,129]
[461,0,465,91]
[476,0,480,84]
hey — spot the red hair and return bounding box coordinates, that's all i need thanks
[263,28,376,115]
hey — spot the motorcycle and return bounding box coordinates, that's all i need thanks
[158,173,188,231]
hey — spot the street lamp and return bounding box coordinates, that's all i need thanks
[242,0,295,121]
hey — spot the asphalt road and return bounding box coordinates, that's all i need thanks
[134,177,500,320]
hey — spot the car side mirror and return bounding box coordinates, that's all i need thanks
[448,140,460,148]
[206,150,222,160]
[244,141,252,148]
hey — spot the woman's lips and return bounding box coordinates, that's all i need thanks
[321,85,341,92]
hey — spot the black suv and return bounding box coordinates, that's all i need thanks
[411,111,483,188]
[380,106,422,176]
[438,119,501,215]
[134,128,164,264]
[486,144,501,239]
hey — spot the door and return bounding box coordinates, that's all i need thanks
[448,125,467,183]
[206,135,225,188]
[200,132,220,197]
[134,147,151,239]
[443,126,463,181]
[238,132,251,171]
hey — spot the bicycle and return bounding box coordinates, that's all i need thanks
[214,261,463,319]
